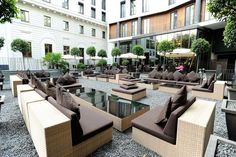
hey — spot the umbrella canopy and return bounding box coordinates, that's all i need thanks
[159,48,196,58]
[62,55,83,60]
[90,56,107,60]
[119,53,146,59]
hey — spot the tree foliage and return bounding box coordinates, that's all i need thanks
[0,37,4,49]
[86,46,96,57]
[0,0,18,23]
[98,49,107,58]
[77,63,86,70]
[11,39,30,55]
[157,40,175,53]
[43,52,63,69]
[97,59,107,66]
[111,47,121,57]
[71,47,81,56]
[191,38,211,55]
[122,59,129,66]
[132,45,144,56]
[208,0,236,47]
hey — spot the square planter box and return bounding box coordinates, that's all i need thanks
[205,135,236,157]
[221,99,236,141]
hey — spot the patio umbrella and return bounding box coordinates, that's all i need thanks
[159,48,196,58]
[62,54,83,60]
[90,56,108,60]
[119,53,146,59]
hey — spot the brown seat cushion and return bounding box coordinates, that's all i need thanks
[173,71,184,81]
[121,78,140,82]
[122,68,128,74]
[57,73,76,85]
[35,78,47,93]
[208,80,216,91]
[187,71,200,82]
[144,78,160,84]
[163,97,196,140]
[35,88,48,99]
[155,72,162,79]
[120,84,138,90]
[62,82,82,89]
[171,85,187,112]
[159,79,176,84]
[112,87,146,95]
[192,87,213,92]
[148,69,158,78]
[97,74,109,78]
[132,107,175,144]
[167,72,174,80]
[122,82,136,86]
[176,81,199,86]
[162,71,169,80]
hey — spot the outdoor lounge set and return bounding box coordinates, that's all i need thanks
[9,67,225,157]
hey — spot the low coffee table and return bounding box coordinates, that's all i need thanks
[71,87,150,132]
[0,95,5,113]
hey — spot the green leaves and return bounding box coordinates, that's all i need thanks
[157,40,175,53]
[0,37,4,49]
[132,45,144,56]
[111,47,121,57]
[0,0,18,23]
[11,39,30,55]
[191,38,211,55]
[122,59,129,66]
[98,49,107,58]
[97,59,107,66]
[208,0,236,47]
[77,63,86,70]
[86,46,96,57]
[71,47,81,56]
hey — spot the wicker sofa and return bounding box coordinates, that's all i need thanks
[18,79,113,157]
[132,99,216,157]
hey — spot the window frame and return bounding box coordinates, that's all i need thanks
[63,21,69,31]
[20,9,29,22]
[102,12,106,22]
[79,25,84,34]
[102,0,106,10]
[91,0,96,6]
[45,43,53,55]
[170,11,178,30]
[130,0,136,16]
[102,31,106,39]
[44,15,51,27]
[62,0,69,9]
[78,2,84,14]
[185,4,195,26]
[91,7,96,18]
[92,28,96,37]
[120,1,126,18]
[63,45,70,55]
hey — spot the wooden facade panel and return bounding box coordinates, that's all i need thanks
[109,24,117,39]
[201,0,206,22]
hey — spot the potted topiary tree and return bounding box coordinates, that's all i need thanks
[98,49,107,59]
[11,39,30,70]
[191,38,211,72]
[157,40,175,70]
[111,47,121,66]
[97,59,107,72]
[86,46,96,65]
[77,63,86,72]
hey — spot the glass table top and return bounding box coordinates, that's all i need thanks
[70,87,149,119]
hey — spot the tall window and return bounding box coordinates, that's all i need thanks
[142,0,149,13]
[80,25,84,34]
[62,0,69,9]
[120,1,126,18]
[63,21,69,31]
[20,10,29,22]
[63,46,70,55]
[170,11,178,29]
[121,23,127,37]
[91,8,96,18]
[78,2,84,14]
[168,0,176,5]
[102,12,106,22]
[102,31,106,39]
[45,44,52,54]
[42,0,50,3]
[205,0,214,21]
[91,0,96,6]
[102,0,106,10]
[130,0,136,15]
[143,19,150,34]
[92,28,96,37]
[24,42,32,57]
[131,20,137,36]
[44,16,51,27]
[185,5,194,26]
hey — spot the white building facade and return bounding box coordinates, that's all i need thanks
[0,0,108,69]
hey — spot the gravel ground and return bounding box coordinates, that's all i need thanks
[226,101,236,110]
[216,141,236,157]
[0,79,230,156]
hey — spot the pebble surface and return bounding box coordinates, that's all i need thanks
[216,141,236,157]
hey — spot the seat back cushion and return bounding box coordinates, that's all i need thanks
[167,72,174,80]
[34,88,48,99]
[173,71,184,81]
[48,97,83,146]
[207,74,215,86]
[45,81,56,99]
[162,71,169,80]
[163,97,196,139]
[170,85,187,112]
[155,97,171,124]
[35,78,47,93]
[208,80,216,91]
[155,72,162,79]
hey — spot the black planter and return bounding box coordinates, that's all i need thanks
[204,135,236,157]
[221,100,236,141]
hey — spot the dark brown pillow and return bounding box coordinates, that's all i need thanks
[122,68,128,74]
[208,80,215,91]
[36,79,47,93]
[148,69,158,78]
[200,81,208,88]
[46,81,56,99]
[56,85,64,105]
[56,76,67,85]
[171,85,187,111]
[155,72,162,79]
[61,90,80,120]
[162,71,169,80]
[167,72,174,80]
[207,74,215,86]
[120,84,138,90]
[63,73,76,84]
[155,97,171,124]
[173,71,184,81]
